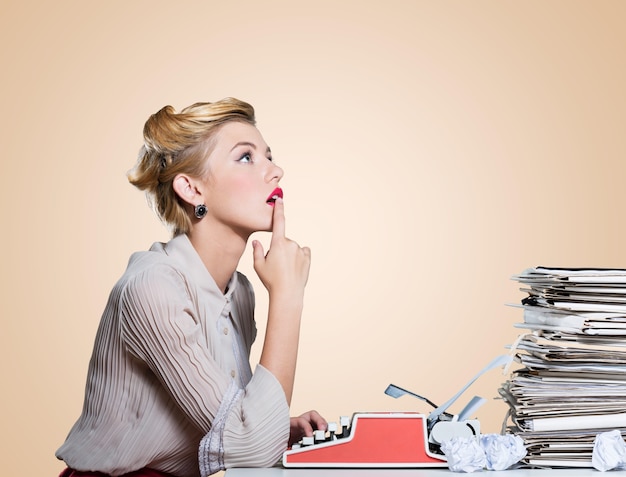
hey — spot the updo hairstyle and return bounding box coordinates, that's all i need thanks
[128,97,256,235]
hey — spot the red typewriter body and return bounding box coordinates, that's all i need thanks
[282,412,449,468]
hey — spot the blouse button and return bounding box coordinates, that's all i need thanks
[223,327,229,335]
[230,370,236,378]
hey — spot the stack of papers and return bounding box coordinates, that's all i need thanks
[500,267,626,467]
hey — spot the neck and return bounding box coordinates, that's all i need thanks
[187,224,248,293]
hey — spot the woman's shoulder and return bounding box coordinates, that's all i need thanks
[117,245,188,297]
[125,236,194,275]
[126,246,182,276]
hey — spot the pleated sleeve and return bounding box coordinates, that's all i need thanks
[119,259,290,475]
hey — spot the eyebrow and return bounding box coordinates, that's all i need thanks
[230,141,272,155]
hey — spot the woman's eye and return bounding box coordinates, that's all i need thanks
[238,153,252,163]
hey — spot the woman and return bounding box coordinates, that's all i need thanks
[56,98,326,477]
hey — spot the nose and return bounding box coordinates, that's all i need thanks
[265,159,284,182]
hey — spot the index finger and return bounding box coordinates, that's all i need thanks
[271,197,286,240]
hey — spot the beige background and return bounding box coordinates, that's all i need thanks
[2,1,626,475]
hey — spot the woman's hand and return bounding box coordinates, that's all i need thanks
[252,197,311,298]
[254,197,311,404]
[289,410,328,447]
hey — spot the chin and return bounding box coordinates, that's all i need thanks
[247,221,272,234]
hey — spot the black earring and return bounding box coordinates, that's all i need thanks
[194,204,207,219]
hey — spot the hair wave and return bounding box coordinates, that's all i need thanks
[127,97,256,235]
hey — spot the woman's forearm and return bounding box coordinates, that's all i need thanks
[259,293,304,404]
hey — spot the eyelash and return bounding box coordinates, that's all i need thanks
[237,152,274,163]
[238,152,252,163]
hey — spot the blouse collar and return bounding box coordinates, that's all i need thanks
[155,234,238,302]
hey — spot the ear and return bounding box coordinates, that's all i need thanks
[172,174,203,206]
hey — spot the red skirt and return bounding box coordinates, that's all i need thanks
[59,468,177,477]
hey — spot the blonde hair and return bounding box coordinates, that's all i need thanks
[128,97,256,235]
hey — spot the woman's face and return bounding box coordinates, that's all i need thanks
[200,121,284,237]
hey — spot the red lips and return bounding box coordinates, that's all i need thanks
[266,187,283,205]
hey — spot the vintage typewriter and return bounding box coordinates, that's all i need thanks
[283,355,511,468]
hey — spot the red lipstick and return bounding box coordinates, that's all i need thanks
[266,188,283,206]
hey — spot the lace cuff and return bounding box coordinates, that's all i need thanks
[198,381,244,477]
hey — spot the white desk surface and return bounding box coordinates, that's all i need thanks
[225,468,626,476]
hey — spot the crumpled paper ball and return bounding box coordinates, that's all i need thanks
[480,433,527,471]
[441,436,487,473]
[441,434,527,473]
[592,430,626,472]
